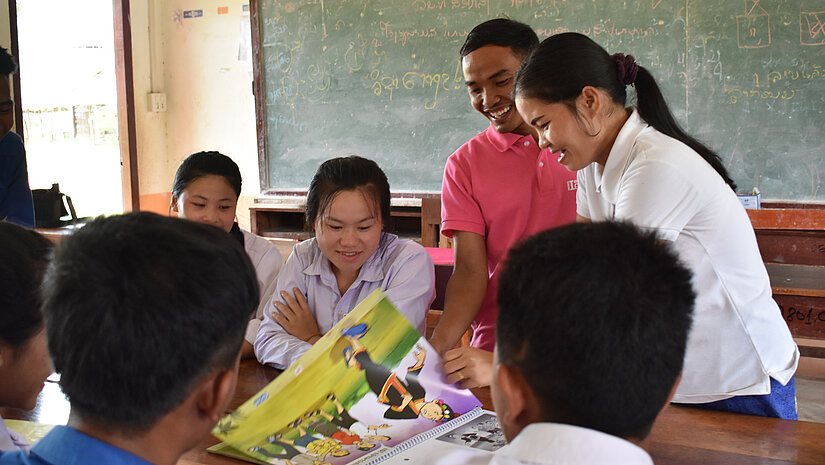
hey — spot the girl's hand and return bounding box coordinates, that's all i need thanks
[442,347,493,389]
[272,288,323,343]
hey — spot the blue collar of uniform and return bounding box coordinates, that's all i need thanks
[30,426,153,465]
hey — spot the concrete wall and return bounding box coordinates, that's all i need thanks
[132,0,259,227]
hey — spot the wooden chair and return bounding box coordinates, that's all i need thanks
[424,246,471,347]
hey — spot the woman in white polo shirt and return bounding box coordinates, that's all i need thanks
[513,32,799,419]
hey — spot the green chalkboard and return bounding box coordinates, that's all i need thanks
[252,0,825,201]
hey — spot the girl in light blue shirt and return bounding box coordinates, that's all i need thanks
[254,156,435,369]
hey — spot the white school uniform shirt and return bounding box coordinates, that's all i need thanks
[254,233,435,369]
[576,109,798,403]
[242,229,284,344]
[432,423,652,465]
[0,417,29,452]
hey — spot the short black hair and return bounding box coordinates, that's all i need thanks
[497,221,694,439]
[305,156,391,232]
[0,47,18,77]
[172,151,243,199]
[0,222,52,348]
[42,212,258,431]
[460,18,538,59]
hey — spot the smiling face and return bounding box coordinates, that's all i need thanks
[515,96,602,171]
[172,175,238,233]
[315,189,383,291]
[462,45,532,136]
[419,401,445,421]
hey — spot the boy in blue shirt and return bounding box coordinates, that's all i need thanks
[0,47,34,229]
[0,212,259,464]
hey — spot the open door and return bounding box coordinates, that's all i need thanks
[10,0,137,217]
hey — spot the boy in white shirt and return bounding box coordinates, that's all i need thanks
[440,221,695,464]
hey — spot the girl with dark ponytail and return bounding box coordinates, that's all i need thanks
[514,33,735,189]
[514,32,798,420]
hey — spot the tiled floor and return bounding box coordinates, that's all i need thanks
[797,376,825,423]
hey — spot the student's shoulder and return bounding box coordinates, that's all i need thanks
[631,130,723,188]
[0,132,24,160]
[242,229,275,251]
[288,237,323,264]
[0,131,24,147]
[0,451,33,464]
[380,234,432,264]
[631,126,701,166]
[448,128,499,163]
[242,229,283,256]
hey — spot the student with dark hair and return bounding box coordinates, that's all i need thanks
[438,221,695,464]
[514,32,798,418]
[431,19,577,387]
[0,212,259,465]
[255,156,435,369]
[171,151,283,358]
[0,222,53,452]
[0,47,35,229]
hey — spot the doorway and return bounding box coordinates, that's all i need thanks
[16,0,123,218]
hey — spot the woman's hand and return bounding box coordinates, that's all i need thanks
[271,288,323,344]
[442,347,493,389]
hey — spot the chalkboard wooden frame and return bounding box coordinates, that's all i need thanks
[251,0,272,194]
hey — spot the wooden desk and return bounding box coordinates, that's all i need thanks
[4,361,825,464]
[747,207,825,358]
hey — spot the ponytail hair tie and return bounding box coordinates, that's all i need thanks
[612,53,639,86]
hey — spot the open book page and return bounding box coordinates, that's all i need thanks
[212,289,482,464]
[1,420,56,445]
[364,411,504,465]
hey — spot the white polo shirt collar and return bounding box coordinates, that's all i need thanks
[599,108,647,205]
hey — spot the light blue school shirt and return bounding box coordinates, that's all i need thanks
[254,233,435,369]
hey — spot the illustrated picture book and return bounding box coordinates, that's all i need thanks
[210,289,504,464]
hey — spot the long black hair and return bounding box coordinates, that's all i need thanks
[514,33,736,191]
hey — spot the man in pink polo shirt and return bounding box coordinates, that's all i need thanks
[430,19,577,388]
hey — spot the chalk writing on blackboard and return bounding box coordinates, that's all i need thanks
[801,11,825,46]
[736,2,771,49]
[253,0,825,200]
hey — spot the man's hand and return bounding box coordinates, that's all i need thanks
[442,346,493,389]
